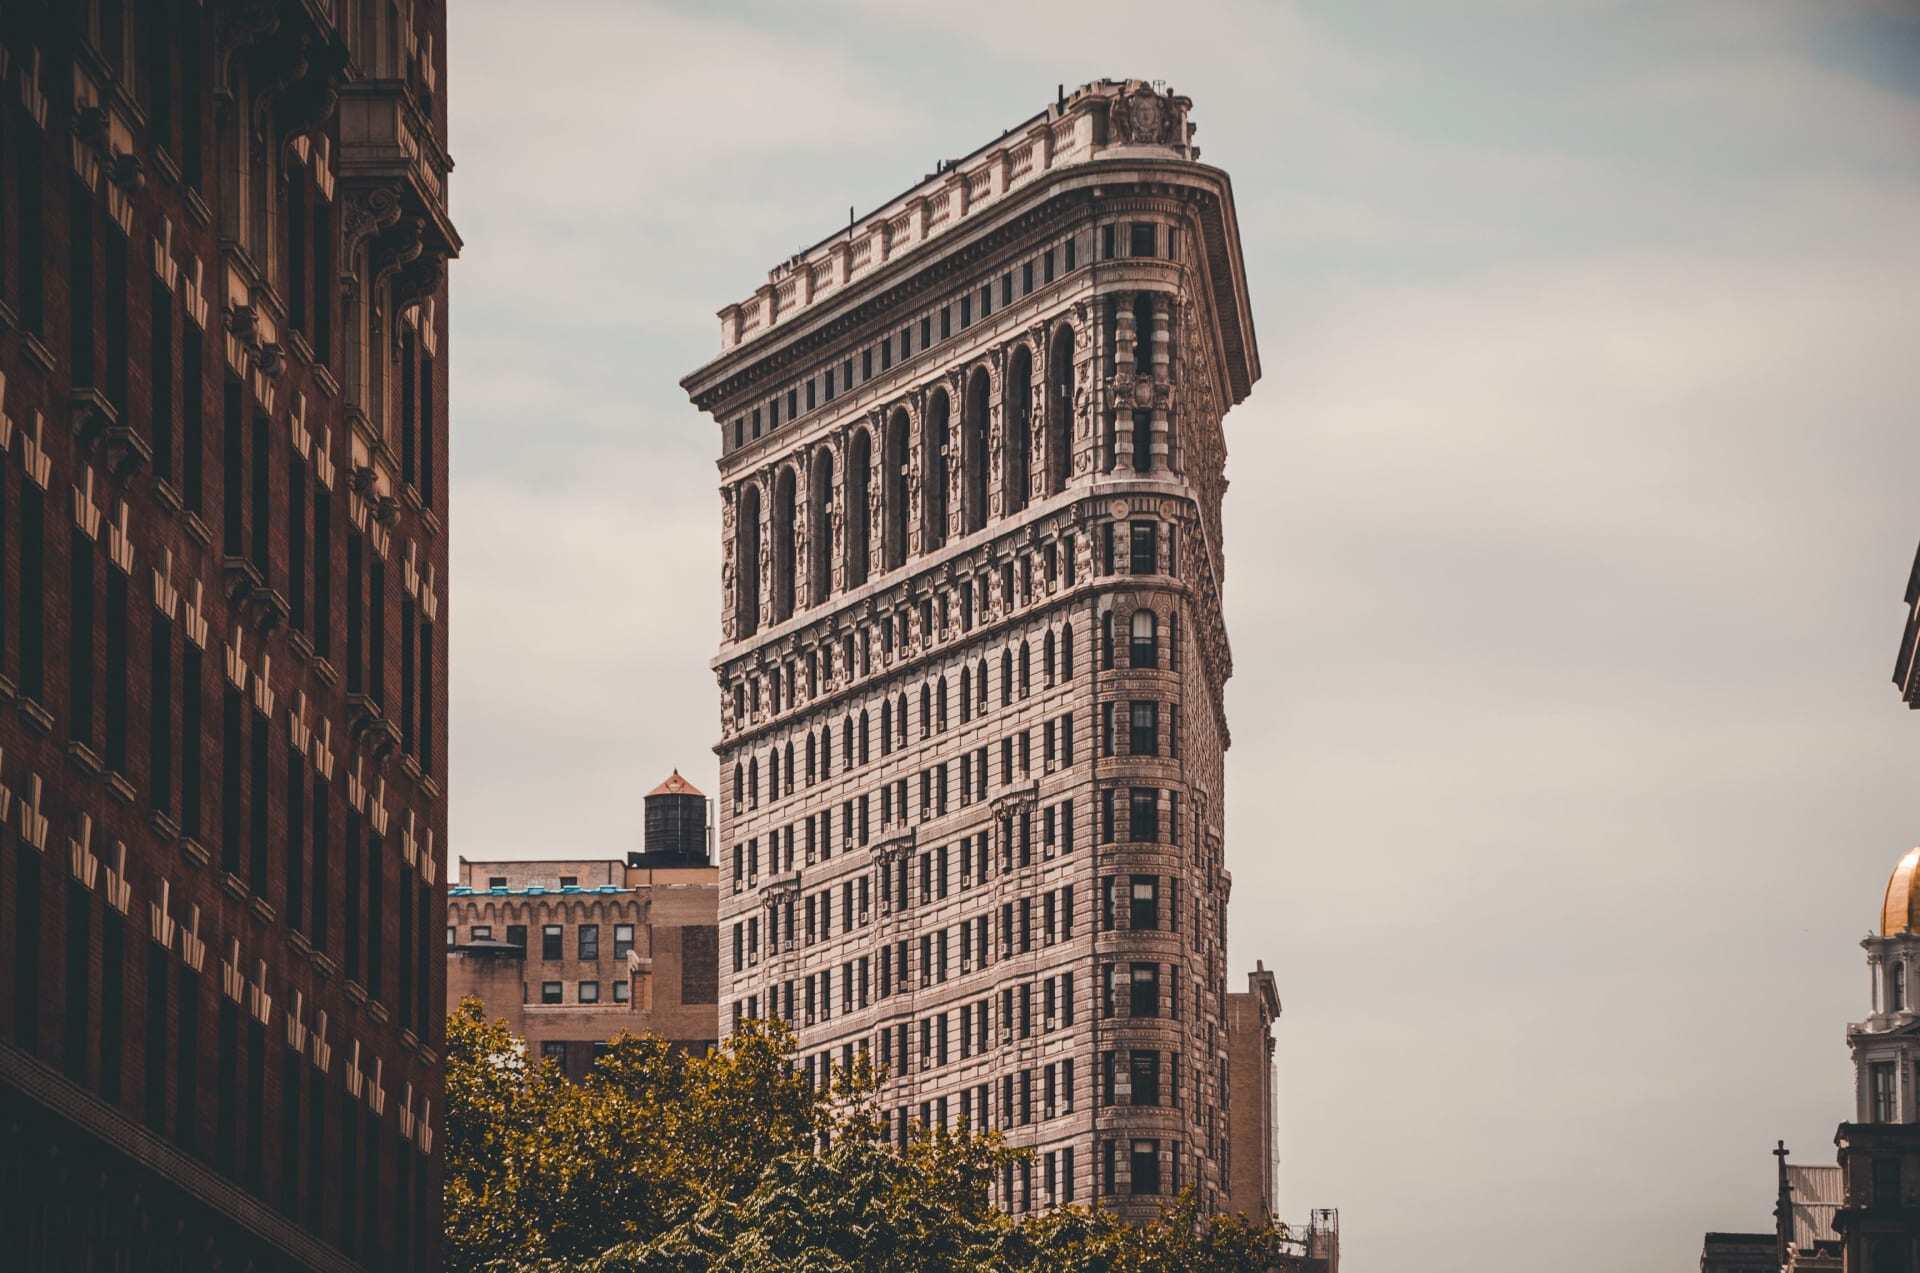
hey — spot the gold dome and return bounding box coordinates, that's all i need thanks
[1883,847,1920,936]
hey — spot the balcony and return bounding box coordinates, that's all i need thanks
[337,80,461,273]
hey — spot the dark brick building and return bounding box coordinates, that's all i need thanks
[0,2,455,1268]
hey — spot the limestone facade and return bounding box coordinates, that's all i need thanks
[683,79,1260,1216]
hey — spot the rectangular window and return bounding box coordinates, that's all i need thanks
[1121,791,1152,840]
[614,924,634,959]
[152,281,175,483]
[579,924,599,960]
[1130,702,1158,756]
[613,980,630,1003]
[1872,1061,1898,1122]
[579,981,600,1004]
[1101,224,1116,260]
[1131,222,1157,258]
[1022,262,1034,294]
[1066,234,1077,271]
[542,925,563,961]
[541,982,562,1004]
[1131,876,1159,930]
[311,773,330,950]
[69,529,96,750]
[1130,1140,1160,1195]
[1130,521,1157,575]
[1130,964,1160,1018]
[144,943,170,1130]
[176,968,199,1153]
[960,296,971,328]
[105,564,128,772]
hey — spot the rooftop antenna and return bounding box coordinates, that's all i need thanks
[1057,83,1066,111]
[847,205,854,241]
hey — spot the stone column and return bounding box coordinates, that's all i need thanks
[947,370,967,544]
[906,393,925,559]
[1150,293,1173,473]
[792,451,812,614]
[986,350,1005,520]
[1112,300,1137,472]
[757,469,776,634]
[1029,340,1048,505]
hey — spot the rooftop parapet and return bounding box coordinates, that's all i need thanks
[714,79,1197,354]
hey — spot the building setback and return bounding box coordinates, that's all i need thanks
[682,79,1259,1216]
[448,772,721,1076]
[0,3,455,1269]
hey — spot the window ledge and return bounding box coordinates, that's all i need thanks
[18,696,53,734]
[178,835,210,868]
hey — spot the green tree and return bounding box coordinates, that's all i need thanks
[443,1000,1294,1272]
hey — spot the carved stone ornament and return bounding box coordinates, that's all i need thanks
[341,183,404,256]
[1112,88,1172,145]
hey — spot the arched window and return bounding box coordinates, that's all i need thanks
[963,367,990,533]
[885,409,909,570]
[806,733,817,784]
[1048,326,1074,494]
[1131,610,1158,668]
[936,677,948,729]
[784,742,794,795]
[732,763,743,813]
[748,757,759,808]
[960,667,972,721]
[849,429,873,588]
[1101,613,1115,670]
[925,392,951,550]
[920,685,932,738]
[736,484,762,636]
[1044,631,1057,686]
[1062,622,1075,680]
[842,715,854,764]
[896,693,908,747]
[1006,345,1032,514]
[773,467,798,622]
[858,710,870,765]
[976,659,987,705]
[880,699,893,755]
[1000,651,1013,704]
[1019,641,1031,697]
[811,449,835,606]
[820,726,833,779]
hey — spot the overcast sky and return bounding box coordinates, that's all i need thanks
[447,3,1920,1268]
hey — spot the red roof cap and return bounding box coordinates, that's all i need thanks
[648,769,704,798]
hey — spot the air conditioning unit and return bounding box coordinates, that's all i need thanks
[858,908,869,925]
[920,1055,933,1072]
[1043,1014,1056,1032]
[804,1010,815,1026]
[961,955,973,974]
[1044,1102,1057,1120]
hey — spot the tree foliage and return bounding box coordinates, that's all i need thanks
[444,1000,1293,1272]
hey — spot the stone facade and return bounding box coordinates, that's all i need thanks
[446,857,721,1075]
[682,79,1259,1217]
[0,3,454,1269]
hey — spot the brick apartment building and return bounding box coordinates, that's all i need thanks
[0,3,454,1268]
[682,79,1261,1216]
[1224,962,1280,1220]
[448,773,720,1076]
